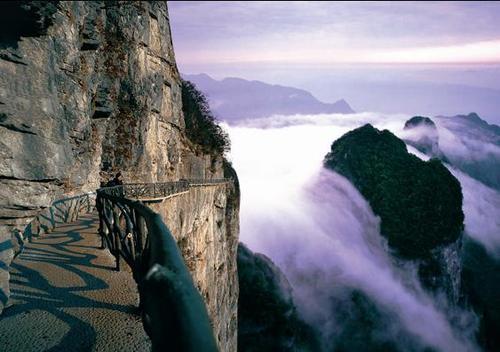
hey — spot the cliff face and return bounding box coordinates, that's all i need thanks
[236,244,319,352]
[0,2,239,348]
[150,182,239,351]
[0,1,220,222]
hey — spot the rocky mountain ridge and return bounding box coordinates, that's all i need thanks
[184,73,354,122]
[403,113,500,191]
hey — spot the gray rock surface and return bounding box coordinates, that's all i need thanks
[150,182,239,352]
[236,243,319,351]
[0,2,239,350]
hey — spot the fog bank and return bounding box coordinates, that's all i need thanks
[226,112,499,350]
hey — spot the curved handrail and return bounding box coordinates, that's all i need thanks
[20,192,95,244]
[95,179,231,351]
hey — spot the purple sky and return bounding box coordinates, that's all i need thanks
[169,1,500,68]
[168,2,500,124]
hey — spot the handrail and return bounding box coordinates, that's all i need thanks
[95,179,231,351]
[98,179,230,199]
[21,192,95,243]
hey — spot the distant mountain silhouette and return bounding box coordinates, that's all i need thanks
[437,112,500,144]
[404,112,500,191]
[183,73,354,121]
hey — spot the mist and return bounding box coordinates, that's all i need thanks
[226,112,499,351]
[448,168,500,256]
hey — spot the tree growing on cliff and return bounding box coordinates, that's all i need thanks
[181,79,230,155]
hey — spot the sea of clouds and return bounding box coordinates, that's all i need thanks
[225,112,500,351]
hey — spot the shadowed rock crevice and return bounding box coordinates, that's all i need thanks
[0,1,58,49]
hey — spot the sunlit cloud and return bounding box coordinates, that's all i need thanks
[175,39,500,65]
[367,40,500,64]
[169,1,500,67]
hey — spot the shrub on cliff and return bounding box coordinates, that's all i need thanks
[181,79,230,154]
[324,124,464,259]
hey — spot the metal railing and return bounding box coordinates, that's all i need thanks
[98,179,230,199]
[95,179,231,351]
[21,192,95,242]
[99,181,189,199]
[186,178,230,186]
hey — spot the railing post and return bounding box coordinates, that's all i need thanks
[136,210,146,254]
[101,224,106,249]
[98,199,106,250]
[128,232,136,261]
[115,229,121,271]
[112,204,121,271]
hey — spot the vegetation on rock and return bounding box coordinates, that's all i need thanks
[181,79,230,154]
[403,116,436,130]
[402,116,444,159]
[324,124,464,259]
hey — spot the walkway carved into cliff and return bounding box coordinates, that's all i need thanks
[0,213,151,351]
[96,179,230,351]
[1,179,231,352]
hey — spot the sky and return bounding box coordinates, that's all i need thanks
[169,1,500,67]
[168,1,500,124]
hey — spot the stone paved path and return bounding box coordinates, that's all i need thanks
[0,213,151,352]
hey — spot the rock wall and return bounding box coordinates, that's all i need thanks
[418,239,463,304]
[149,182,239,352]
[237,243,319,351]
[0,3,239,348]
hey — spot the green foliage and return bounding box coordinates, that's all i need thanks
[181,79,230,155]
[324,124,464,259]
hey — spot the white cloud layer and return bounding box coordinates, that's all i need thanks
[226,111,499,350]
